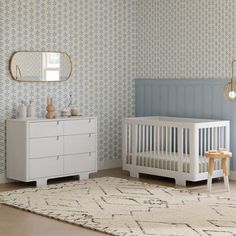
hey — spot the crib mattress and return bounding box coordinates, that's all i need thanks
[126,152,221,173]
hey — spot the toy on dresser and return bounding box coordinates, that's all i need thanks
[46,97,55,119]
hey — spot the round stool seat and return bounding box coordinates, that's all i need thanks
[204,150,232,192]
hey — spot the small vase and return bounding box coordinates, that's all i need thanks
[27,100,36,118]
[17,102,27,119]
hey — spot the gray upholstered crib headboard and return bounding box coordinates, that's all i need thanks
[135,79,236,171]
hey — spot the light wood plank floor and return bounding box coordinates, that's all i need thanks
[0,168,235,236]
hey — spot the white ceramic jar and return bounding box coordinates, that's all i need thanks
[17,102,27,119]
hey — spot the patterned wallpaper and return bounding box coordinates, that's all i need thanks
[136,0,235,79]
[0,0,136,178]
[76,0,136,168]
[0,0,79,176]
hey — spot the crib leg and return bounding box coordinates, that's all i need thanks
[175,178,186,186]
[130,171,139,178]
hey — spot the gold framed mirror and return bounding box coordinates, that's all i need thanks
[9,51,72,82]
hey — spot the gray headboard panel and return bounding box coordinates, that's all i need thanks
[135,79,236,171]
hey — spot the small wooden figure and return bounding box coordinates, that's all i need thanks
[46,97,55,119]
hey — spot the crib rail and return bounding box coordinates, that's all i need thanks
[123,116,230,183]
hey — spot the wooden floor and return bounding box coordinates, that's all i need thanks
[0,168,236,236]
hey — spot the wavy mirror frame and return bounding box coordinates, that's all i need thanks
[9,51,73,82]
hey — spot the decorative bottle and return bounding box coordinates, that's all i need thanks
[17,101,27,119]
[27,100,36,118]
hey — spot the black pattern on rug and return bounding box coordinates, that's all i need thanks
[0,177,236,236]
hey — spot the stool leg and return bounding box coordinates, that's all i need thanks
[207,176,212,192]
[222,158,230,192]
[208,158,214,192]
[224,175,230,192]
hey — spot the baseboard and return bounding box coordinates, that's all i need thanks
[0,174,9,184]
[230,171,236,180]
[98,159,122,170]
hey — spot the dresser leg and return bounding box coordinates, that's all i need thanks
[79,173,89,180]
[36,178,48,187]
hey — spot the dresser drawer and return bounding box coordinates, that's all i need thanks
[29,136,63,158]
[64,119,96,135]
[29,156,63,179]
[64,153,96,175]
[29,121,63,138]
[64,134,96,155]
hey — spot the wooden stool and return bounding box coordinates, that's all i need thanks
[204,150,232,192]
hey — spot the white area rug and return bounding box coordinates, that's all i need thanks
[0,177,236,236]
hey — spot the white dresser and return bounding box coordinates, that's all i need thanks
[6,117,97,186]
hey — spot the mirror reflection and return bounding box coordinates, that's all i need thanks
[9,51,72,82]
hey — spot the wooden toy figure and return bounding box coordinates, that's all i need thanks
[46,97,55,119]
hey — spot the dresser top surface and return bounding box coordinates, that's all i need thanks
[7,116,96,123]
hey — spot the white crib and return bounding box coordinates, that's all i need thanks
[123,116,230,186]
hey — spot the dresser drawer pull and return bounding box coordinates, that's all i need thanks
[57,121,60,125]
[89,152,91,156]
[57,156,59,160]
[89,134,91,138]
[57,136,60,140]
[89,118,91,123]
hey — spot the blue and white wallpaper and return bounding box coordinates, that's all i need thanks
[0,0,136,178]
[136,0,235,79]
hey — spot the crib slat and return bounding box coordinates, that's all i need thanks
[152,126,156,168]
[124,124,128,164]
[156,126,160,168]
[165,127,168,169]
[204,128,206,154]
[173,127,176,171]
[202,128,205,173]
[173,128,176,154]
[214,127,217,150]
[177,127,183,173]
[166,126,168,155]
[161,126,164,169]
[186,128,189,173]
[224,126,226,149]
[208,128,210,151]
[202,128,206,173]
[218,127,220,150]
[199,129,202,157]
[157,126,159,155]
[128,124,131,164]
[161,126,164,155]
[169,127,172,170]
[142,125,145,166]
[210,127,213,150]
[169,127,171,155]
[199,129,202,173]
[187,128,189,172]
[183,128,185,173]
[138,125,141,165]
